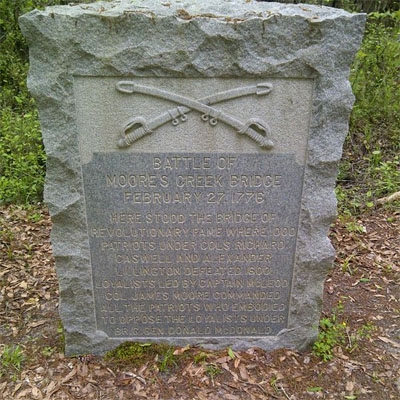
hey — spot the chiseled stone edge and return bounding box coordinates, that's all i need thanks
[19,0,365,355]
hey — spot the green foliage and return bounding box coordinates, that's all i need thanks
[0,1,49,204]
[313,311,347,362]
[368,152,400,196]
[350,11,400,149]
[313,302,376,361]
[41,346,55,357]
[157,346,177,372]
[227,347,236,360]
[104,341,180,371]
[25,205,43,222]
[340,254,357,275]
[0,344,25,379]
[205,363,221,384]
[104,342,155,366]
[0,0,108,205]
[194,351,209,364]
[343,218,366,234]
[0,1,64,110]
[339,10,400,214]
[347,323,376,353]
[307,387,323,393]
[0,108,45,204]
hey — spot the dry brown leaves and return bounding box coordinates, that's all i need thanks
[0,205,399,399]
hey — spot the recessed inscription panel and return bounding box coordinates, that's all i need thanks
[83,153,304,338]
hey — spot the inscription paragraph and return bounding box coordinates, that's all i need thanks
[83,153,304,337]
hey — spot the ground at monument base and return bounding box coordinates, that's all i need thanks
[0,206,399,399]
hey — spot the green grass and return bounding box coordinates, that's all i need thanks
[0,345,25,379]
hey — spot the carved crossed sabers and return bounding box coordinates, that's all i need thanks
[116,81,274,149]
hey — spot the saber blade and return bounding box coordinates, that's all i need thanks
[116,82,274,149]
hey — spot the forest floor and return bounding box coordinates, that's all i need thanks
[0,205,399,399]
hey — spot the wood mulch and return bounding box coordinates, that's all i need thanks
[0,205,399,399]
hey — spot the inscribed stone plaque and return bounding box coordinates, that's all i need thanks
[84,152,303,338]
[20,0,366,355]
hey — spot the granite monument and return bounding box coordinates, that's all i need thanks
[20,0,365,355]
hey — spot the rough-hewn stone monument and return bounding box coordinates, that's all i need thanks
[20,0,365,355]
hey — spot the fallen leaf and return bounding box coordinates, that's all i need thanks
[345,381,355,392]
[31,385,43,399]
[17,389,33,398]
[173,345,190,355]
[28,320,47,328]
[239,365,249,381]
[215,356,231,364]
[378,336,400,348]
[61,367,77,384]
[19,281,28,289]
[44,381,57,394]
[224,394,240,400]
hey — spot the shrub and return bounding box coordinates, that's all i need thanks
[0,1,74,204]
[350,11,400,151]
[0,107,45,204]
[339,11,400,213]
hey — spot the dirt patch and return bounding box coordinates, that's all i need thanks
[0,205,399,399]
